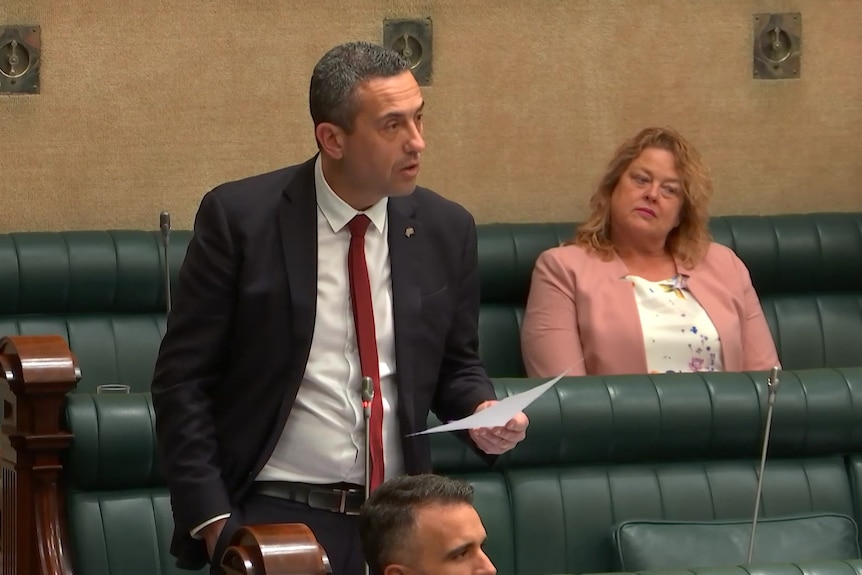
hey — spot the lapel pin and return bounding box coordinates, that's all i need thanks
[405,227,415,237]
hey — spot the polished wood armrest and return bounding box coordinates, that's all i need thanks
[0,336,331,575]
[221,524,332,575]
[0,335,79,575]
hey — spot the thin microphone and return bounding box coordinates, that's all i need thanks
[361,376,374,413]
[159,211,171,243]
[159,211,172,314]
[362,376,374,476]
[746,366,781,564]
[361,375,374,575]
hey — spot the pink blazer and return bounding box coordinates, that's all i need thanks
[520,243,780,377]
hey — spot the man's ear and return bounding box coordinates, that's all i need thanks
[315,122,346,160]
[384,563,408,575]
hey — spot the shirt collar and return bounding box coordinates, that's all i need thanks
[314,155,388,234]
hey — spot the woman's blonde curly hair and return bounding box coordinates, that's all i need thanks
[571,127,713,269]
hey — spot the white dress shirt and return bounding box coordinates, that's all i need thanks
[257,155,404,483]
[192,157,404,536]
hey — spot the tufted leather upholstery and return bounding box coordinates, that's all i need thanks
[0,231,191,392]
[63,368,862,575]
[590,559,862,575]
[428,367,862,575]
[0,213,854,575]
[0,214,859,390]
[7,213,854,574]
[64,392,205,575]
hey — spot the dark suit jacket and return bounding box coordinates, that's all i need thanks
[151,156,497,569]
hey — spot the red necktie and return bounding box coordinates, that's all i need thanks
[347,214,385,491]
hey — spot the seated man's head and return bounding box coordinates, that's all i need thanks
[360,474,496,575]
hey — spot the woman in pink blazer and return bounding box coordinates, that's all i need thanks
[521,127,780,377]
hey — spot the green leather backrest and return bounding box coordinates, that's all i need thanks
[62,370,862,575]
[0,315,168,392]
[502,459,854,575]
[64,393,205,575]
[431,368,862,471]
[429,368,862,575]
[0,214,859,389]
[476,213,862,376]
[0,231,191,393]
[845,456,862,540]
[706,214,862,372]
[0,231,190,314]
[593,558,862,575]
[477,223,574,378]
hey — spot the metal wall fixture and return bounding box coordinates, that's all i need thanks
[753,13,801,80]
[0,25,40,94]
[383,18,432,85]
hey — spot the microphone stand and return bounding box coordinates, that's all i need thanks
[159,211,172,314]
[361,376,374,575]
[746,366,781,564]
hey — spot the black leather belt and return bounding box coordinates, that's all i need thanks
[252,481,364,515]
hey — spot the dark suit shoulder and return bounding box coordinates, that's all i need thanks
[408,186,476,229]
[205,158,314,212]
[196,158,315,232]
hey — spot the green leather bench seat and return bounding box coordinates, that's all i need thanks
[0,231,191,393]
[16,214,859,574]
[0,214,859,390]
[429,367,862,575]
[593,559,862,575]
[61,368,862,575]
[712,214,862,371]
[64,392,206,575]
[63,368,862,575]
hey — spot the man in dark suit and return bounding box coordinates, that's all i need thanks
[151,41,528,575]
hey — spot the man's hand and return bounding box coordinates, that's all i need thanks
[468,400,529,455]
[202,518,228,560]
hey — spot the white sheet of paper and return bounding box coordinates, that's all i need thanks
[406,371,566,436]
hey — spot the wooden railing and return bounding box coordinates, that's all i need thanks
[0,335,78,575]
[0,334,330,575]
[222,524,331,575]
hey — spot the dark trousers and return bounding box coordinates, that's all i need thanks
[210,492,364,575]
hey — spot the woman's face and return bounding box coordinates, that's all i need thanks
[609,147,684,248]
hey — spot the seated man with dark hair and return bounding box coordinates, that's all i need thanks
[359,474,496,575]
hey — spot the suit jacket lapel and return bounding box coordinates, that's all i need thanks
[604,256,651,373]
[249,158,319,481]
[278,158,318,381]
[387,195,420,434]
[682,260,740,371]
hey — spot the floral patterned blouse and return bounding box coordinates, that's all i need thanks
[626,274,723,373]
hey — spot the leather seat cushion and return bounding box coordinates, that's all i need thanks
[613,513,860,571]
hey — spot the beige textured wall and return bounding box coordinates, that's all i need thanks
[1,0,860,232]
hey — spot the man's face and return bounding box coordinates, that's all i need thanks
[340,70,426,201]
[387,503,496,575]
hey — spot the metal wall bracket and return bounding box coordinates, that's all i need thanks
[383,18,432,85]
[753,13,801,80]
[0,25,40,94]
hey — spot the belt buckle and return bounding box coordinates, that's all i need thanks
[341,488,361,516]
[338,490,348,514]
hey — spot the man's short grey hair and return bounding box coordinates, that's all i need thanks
[309,41,409,133]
